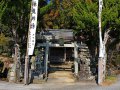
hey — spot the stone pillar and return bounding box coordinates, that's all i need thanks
[44,41,49,79]
[98,57,105,85]
[64,48,66,62]
[74,42,78,75]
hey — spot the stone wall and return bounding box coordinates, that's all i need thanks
[78,43,95,80]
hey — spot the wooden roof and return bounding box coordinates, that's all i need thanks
[37,29,74,41]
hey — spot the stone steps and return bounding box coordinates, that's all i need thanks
[78,43,94,80]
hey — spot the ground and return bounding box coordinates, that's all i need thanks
[0,57,120,90]
[0,75,120,90]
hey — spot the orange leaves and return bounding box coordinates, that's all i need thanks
[56,0,59,5]
[49,10,54,17]
[49,10,59,18]
[43,9,60,28]
[54,10,59,18]
[85,0,93,3]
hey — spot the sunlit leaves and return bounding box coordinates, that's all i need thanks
[0,33,9,46]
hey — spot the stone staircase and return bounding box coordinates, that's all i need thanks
[78,43,95,80]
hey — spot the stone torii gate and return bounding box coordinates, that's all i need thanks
[35,29,79,80]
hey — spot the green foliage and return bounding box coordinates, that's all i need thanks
[102,0,120,50]
[105,75,117,85]
[0,0,120,56]
[72,1,98,30]
[0,0,8,20]
[40,2,53,15]
[0,0,31,57]
[105,75,116,80]
[35,49,39,56]
[0,33,10,53]
[102,0,120,29]
[0,33,9,46]
[115,54,120,66]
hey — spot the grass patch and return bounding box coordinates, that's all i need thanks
[102,76,117,86]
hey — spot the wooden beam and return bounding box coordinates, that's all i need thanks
[37,43,74,47]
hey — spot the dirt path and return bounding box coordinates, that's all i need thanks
[47,62,75,83]
[48,71,75,83]
[0,76,120,90]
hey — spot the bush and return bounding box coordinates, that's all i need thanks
[115,54,120,66]
[0,60,4,73]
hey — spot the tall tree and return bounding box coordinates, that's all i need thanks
[0,0,31,47]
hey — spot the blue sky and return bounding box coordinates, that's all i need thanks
[46,0,50,4]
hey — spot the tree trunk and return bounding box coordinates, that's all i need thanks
[9,27,20,82]
[98,29,110,85]
[102,30,110,80]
